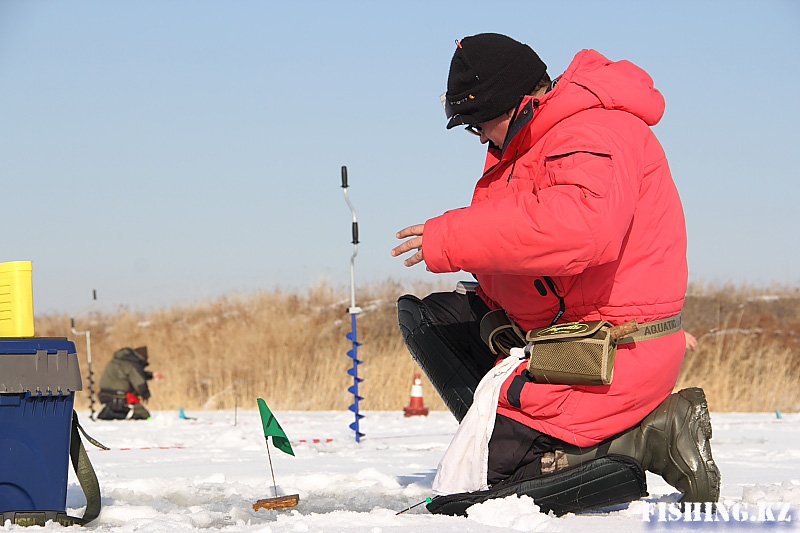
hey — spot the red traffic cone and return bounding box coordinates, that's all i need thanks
[403,373,429,417]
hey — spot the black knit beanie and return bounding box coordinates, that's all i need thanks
[445,33,547,129]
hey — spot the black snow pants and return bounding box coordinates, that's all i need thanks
[397,290,563,484]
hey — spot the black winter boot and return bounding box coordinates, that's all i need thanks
[562,387,720,503]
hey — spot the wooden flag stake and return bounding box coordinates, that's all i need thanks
[253,441,299,510]
[253,495,299,511]
[252,403,299,511]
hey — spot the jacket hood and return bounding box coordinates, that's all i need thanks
[490,49,665,163]
[558,49,664,124]
[114,347,148,367]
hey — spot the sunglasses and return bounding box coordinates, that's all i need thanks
[440,92,484,136]
[464,124,482,136]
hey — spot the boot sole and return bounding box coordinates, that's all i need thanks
[675,388,721,503]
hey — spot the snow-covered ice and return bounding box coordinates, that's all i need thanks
[11,409,800,531]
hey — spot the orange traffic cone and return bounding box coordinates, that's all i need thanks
[403,373,429,417]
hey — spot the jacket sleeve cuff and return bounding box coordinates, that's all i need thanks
[421,215,455,273]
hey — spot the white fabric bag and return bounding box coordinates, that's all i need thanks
[432,348,526,495]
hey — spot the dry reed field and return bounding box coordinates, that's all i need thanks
[34,280,800,414]
[678,282,800,412]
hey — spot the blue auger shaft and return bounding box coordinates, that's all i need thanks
[342,166,364,442]
[347,314,364,442]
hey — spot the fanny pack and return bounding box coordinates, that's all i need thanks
[480,310,682,386]
[524,320,628,385]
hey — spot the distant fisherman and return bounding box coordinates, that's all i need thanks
[97,346,164,420]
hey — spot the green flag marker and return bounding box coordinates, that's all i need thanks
[257,398,294,456]
[253,398,300,509]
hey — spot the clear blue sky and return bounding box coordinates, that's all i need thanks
[2,0,798,314]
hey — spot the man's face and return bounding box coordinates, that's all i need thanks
[473,109,514,148]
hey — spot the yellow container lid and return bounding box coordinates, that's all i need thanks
[0,261,35,337]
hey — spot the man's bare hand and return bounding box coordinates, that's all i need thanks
[391,224,425,267]
[684,331,699,351]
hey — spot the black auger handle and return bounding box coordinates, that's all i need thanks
[341,165,358,244]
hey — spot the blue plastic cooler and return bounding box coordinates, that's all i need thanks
[0,337,82,515]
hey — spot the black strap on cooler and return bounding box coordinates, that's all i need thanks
[1,412,106,527]
[66,411,106,524]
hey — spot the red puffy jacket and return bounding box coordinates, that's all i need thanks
[423,49,687,446]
